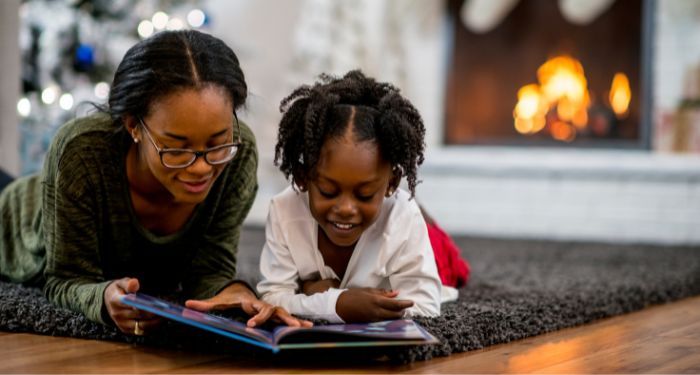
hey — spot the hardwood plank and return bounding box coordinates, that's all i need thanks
[1,296,699,373]
[399,296,700,374]
[0,334,227,373]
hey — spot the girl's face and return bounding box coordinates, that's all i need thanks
[307,129,396,248]
[130,86,235,204]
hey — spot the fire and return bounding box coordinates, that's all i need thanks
[513,84,547,134]
[514,55,630,142]
[514,55,590,140]
[609,72,631,118]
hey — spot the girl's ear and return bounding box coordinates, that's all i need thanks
[295,181,308,192]
[385,167,402,197]
[292,172,308,192]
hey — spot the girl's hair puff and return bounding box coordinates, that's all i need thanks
[275,70,425,197]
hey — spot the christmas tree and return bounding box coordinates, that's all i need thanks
[18,0,209,174]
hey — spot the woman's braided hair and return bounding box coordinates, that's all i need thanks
[105,30,247,131]
[275,70,425,197]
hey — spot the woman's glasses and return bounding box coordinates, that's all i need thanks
[138,113,242,169]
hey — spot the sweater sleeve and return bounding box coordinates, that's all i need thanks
[42,150,112,325]
[386,203,442,318]
[257,200,346,323]
[182,122,259,300]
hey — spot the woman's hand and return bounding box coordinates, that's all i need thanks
[185,282,313,328]
[301,278,340,295]
[336,288,414,323]
[103,277,162,335]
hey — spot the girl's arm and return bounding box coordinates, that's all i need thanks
[386,202,442,318]
[257,202,347,323]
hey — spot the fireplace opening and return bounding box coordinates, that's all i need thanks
[444,0,653,148]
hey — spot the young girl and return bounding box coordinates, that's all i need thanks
[258,70,462,323]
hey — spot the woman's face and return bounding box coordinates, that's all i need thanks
[307,128,395,248]
[133,86,235,204]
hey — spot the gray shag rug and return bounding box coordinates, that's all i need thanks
[2,227,700,363]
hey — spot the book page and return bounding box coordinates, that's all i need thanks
[272,319,431,344]
[121,293,274,345]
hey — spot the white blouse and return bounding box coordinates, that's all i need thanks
[257,186,442,323]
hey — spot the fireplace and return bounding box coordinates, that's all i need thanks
[444,0,654,148]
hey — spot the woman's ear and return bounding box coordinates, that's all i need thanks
[124,115,140,144]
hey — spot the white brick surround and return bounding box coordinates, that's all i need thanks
[416,148,700,245]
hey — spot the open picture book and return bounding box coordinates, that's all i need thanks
[121,293,439,353]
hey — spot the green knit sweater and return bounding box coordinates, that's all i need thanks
[0,113,258,325]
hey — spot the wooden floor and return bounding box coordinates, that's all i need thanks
[2,296,699,374]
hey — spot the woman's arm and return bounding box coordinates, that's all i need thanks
[185,281,311,327]
[182,122,258,300]
[41,149,114,325]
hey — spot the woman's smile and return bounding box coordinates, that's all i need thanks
[178,177,212,194]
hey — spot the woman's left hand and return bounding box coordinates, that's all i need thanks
[185,282,313,328]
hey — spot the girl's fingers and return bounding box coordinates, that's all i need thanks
[365,288,399,298]
[379,308,406,320]
[377,297,414,311]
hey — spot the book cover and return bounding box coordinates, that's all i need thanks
[121,293,439,353]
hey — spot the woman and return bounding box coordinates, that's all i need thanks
[0,30,309,335]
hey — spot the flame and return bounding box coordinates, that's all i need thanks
[538,56,588,110]
[514,56,591,137]
[609,72,631,118]
[551,120,576,142]
[514,56,632,141]
[513,84,547,134]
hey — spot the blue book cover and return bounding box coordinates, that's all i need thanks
[121,293,439,353]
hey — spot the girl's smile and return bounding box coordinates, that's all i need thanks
[308,125,395,249]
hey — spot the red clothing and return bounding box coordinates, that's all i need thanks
[427,222,470,288]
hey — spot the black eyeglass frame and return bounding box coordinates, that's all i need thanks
[137,112,242,169]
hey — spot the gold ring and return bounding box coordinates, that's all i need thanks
[134,320,144,336]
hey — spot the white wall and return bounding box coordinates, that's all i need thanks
[3,0,698,244]
[207,0,700,245]
[0,0,21,176]
[206,0,448,224]
[417,1,700,245]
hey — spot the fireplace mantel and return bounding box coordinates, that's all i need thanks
[422,147,700,180]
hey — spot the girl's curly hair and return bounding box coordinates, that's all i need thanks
[275,70,425,197]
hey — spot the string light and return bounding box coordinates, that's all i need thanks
[152,12,169,30]
[59,93,74,110]
[94,82,110,99]
[137,20,154,38]
[166,18,184,30]
[187,9,205,28]
[17,97,31,117]
[41,86,59,105]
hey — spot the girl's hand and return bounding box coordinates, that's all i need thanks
[336,288,414,323]
[185,282,313,328]
[103,277,162,335]
[301,278,340,295]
